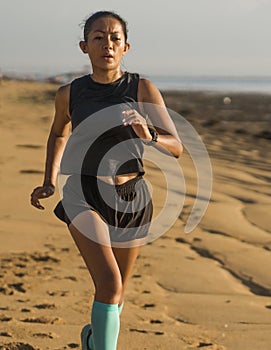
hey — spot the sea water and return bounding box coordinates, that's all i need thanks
[147,76,271,93]
[4,70,271,94]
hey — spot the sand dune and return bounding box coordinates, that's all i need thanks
[0,80,271,349]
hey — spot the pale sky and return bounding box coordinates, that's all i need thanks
[1,0,270,77]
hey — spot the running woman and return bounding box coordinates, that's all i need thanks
[31,11,182,350]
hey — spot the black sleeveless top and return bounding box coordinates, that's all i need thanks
[60,72,145,176]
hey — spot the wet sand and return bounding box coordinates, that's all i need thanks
[0,80,271,349]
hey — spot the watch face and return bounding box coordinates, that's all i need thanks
[150,129,158,142]
[143,129,158,145]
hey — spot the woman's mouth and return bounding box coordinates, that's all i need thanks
[103,54,114,61]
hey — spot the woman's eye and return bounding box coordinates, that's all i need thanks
[112,37,121,41]
[94,37,103,40]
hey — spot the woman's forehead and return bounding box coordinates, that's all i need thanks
[90,17,123,34]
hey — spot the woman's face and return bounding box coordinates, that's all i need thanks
[80,17,130,72]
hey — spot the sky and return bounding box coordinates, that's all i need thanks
[0,0,271,77]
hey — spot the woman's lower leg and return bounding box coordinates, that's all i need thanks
[68,212,141,350]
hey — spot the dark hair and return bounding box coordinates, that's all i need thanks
[83,11,128,43]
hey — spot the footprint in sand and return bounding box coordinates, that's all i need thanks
[34,303,56,310]
[61,247,70,252]
[20,308,31,313]
[129,328,148,334]
[64,276,77,281]
[144,263,151,267]
[20,169,43,174]
[0,315,13,322]
[66,344,80,349]
[129,328,164,336]
[0,331,12,337]
[21,316,64,324]
[8,283,26,293]
[43,245,71,253]
[43,266,54,272]
[143,303,156,309]
[150,319,163,324]
[0,343,38,350]
[196,341,214,348]
[0,307,9,311]
[30,253,60,263]
[14,263,27,269]
[43,243,56,251]
[16,299,30,303]
[46,290,71,297]
[0,283,27,295]
[14,273,25,277]
[16,144,43,149]
[32,332,58,339]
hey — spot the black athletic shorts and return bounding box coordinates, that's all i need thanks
[54,174,153,243]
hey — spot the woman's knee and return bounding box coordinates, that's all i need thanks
[95,272,123,304]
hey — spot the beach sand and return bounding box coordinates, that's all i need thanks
[0,80,270,349]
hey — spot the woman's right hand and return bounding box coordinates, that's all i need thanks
[30,184,55,210]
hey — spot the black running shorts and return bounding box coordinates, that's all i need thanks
[54,175,153,243]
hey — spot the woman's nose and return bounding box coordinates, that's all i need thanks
[103,37,113,49]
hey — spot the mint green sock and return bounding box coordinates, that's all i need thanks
[88,301,124,350]
[88,301,120,350]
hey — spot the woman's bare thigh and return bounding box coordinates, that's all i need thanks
[68,210,141,304]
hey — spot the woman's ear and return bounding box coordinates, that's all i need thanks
[123,42,130,56]
[79,41,88,54]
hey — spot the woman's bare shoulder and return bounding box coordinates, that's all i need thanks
[56,83,71,102]
[53,84,71,121]
[138,78,165,105]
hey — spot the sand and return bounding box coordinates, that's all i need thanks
[0,80,271,350]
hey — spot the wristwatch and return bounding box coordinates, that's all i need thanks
[142,128,158,146]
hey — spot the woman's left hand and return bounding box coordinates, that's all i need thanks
[122,110,152,143]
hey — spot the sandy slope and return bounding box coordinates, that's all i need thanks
[0,80,271,350]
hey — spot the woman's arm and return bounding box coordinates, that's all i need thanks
[123,78,183,158]
[31,84,71,209]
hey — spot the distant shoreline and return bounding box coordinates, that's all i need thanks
[1,71,271,94]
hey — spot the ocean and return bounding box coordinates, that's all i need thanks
[4,71,271,94]
[147,76,271,94]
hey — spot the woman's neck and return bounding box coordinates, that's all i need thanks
[90,69,125,84]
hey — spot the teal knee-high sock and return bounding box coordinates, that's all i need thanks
[90,301,120,350]
[88,301,124,350]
